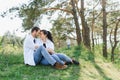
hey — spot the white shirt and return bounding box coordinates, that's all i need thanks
[23,34,40,66]
[38,38,55,50]
[66,38,71,45]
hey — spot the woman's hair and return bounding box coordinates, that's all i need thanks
[40,30,54,43]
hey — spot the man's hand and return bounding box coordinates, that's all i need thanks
[35,45,39,49]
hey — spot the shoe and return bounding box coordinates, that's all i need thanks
[72,60,80,65]
[65,62,72,65]
[54,62,68,69]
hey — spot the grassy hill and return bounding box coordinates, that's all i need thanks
[0,45,120,80]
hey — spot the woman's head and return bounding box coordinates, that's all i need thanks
[40,30,48,39]
[40,30,54,43]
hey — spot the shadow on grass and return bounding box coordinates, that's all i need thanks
[65,46,81,80]
[93,63,112,80]
[87,49,112,80]
[0,47,81,80]
[0,46,112,80]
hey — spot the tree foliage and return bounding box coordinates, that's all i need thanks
[1,0,120,60]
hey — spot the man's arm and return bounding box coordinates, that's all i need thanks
[24,37,38,50]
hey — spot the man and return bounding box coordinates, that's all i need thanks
[23,27,67,69]
[66,37,71,49]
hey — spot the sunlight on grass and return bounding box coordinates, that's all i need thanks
[0,45,120,80]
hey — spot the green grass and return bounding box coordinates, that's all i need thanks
[0,45,120,80]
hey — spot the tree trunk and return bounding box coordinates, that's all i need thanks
[102,0,107,58]
[110,20,119,62]
[71,0,82,45]
[80,0,91,49]
[91,10,95,50]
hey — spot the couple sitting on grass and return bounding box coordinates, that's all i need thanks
[23,27,79,69]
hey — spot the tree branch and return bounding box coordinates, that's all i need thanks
[107,10,120,14]
[107,18,120,27]
[95,10,102,19]
[93,0,100,9]
[44,8,73,15]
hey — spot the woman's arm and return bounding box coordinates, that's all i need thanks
[46,39,55,54]
[46,48,55,54]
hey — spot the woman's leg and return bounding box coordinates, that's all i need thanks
[56,53,72,62]
[51,54,65,65]
[56,53,80,65]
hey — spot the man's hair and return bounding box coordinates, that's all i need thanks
[31,27,40,33]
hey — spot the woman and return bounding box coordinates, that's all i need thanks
[39,30,79,65]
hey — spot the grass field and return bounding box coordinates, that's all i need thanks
[0,45,120,80]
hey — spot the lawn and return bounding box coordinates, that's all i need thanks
[0,45,120,80]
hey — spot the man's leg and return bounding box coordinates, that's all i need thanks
[34,46,56,66]
[34,49,42,65]
[40,58,50,65]
[34,46,68,69]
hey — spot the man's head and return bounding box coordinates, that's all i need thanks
[31,27,40,38]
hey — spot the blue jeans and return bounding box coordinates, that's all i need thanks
[40,53,72,65]
[34,46,56,66]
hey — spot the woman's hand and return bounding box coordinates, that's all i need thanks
[46,48,55,54]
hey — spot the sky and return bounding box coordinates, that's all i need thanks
[0,0,52,38]
[0,0,29,37]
